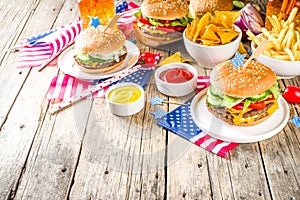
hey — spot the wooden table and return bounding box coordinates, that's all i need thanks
[0,0,299,199]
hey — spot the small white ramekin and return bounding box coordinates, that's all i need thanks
[105,82,145,116]
[154,62,198,97]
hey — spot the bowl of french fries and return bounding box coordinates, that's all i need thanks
[248,7,300,77]
[183,11,242,68]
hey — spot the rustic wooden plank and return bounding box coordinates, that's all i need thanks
[226,144,272,200]
[0,0,80,199]
[0,0,37,51]
[258,111,300,199]
[14,100,92,200]
[163,59,213,199]
[0,0,38,126]
[69,43,167,199]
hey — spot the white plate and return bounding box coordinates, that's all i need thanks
[57,40,140,80]
[190,88,290,143]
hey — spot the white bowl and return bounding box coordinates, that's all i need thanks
[251,41,300,78]
[183,25,242,68]
[105,82,145,116]
[154,62,198,97]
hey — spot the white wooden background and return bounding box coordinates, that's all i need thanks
[0,0,299,199]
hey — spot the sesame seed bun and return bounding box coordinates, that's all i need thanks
[189,0,233,18]
[210,60,277,98]
[141,0,189,20]
[74,25,126,55]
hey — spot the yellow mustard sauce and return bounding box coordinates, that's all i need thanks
[108,86,142,104]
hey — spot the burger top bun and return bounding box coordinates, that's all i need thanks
[210,60,277,98]
[189,0,233,18]
[74,25,126,55]
[141,0,189,20]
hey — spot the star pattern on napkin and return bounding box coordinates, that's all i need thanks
[230,52,246,70]
[150,108,167,119]
[289,115,300,128]
[149,96,165,105]
[89,16,100,28]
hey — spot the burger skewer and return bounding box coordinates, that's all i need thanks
[103,14,121,32]
[243,39,268,68]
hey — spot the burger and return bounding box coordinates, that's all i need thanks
[206,60,281,126]
[133,0,192,47]
[189,0,233,18]
[73,25,127,73]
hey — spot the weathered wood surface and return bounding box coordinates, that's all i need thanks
[0,0,299,199]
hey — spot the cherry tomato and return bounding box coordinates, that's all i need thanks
[282,86,300,103]
[138,52,157,64]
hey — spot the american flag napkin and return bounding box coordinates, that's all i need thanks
[157,76,239,158]
[16,20,82,68]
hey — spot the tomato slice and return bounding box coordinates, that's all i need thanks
[265,94,275,101]
[173,26,186,32]
[156,25,186,33]
[159,19,172,24]
[156,26,175,32]
[232,103,244,110]
[138,18,151,26]
[232,100,268,111]
[248,101,266,109]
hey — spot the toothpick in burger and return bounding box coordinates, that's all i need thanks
[206,60,281,126]
[133,0,192,47]
[73,25,127,74]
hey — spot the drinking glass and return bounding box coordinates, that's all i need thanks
[77,0,115,29]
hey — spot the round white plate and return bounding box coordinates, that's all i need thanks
[190,88,290,143]
[57,40,140,80]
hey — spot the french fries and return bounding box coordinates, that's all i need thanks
[247,7,300,61]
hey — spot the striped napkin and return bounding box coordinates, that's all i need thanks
[16,20,82,68]
[157,76,239,158]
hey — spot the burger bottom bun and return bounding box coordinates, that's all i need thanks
[74,56,127,74]
[134,25,182,47]
[206,104,273,127]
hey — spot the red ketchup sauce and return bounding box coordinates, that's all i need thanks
[159,68,194,83]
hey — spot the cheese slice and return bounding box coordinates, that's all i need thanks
[231,100,278,125]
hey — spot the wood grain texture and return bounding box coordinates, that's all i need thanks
[0,0,299,199]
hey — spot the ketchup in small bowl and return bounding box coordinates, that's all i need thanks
[159,68,194,83]
[155,63,198,97]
